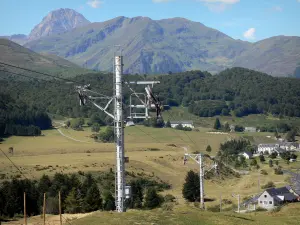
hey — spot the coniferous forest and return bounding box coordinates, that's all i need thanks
[0,93,52,137]
[1,67,300,137]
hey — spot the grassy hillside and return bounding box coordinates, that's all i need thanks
[1,125,300,224]
[0,38,92,79]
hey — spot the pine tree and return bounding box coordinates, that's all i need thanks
[259,155,265,163]
[182,170,200,202]
[143,188,162,209]
[165,120,171,128]
[206,145,212,153]
[224,122,230,132]
[84,183,102,212]
[103,191,115,211]
[214,118,221,130]
[269,160,273,168]
[64,188,82,213]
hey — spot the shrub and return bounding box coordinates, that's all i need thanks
[164,194,176,203]
[161,202,174,211]
[261,181,275,189]
[260,170,268,175]
[207,205,220,212]
[256,207,267,212]
[274,167,283,175]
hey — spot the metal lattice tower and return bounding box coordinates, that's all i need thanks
[76,52,162,213]
[114,55,125,212]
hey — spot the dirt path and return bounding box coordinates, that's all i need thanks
[56,129,92,143]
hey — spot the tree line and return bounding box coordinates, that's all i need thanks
[2,67,300,122]
[0,171,171,219]
[0,93,52,137]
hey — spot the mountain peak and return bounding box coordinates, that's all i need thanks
[28,8,90,41]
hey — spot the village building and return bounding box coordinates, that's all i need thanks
[239,151,253,159]
[170,121,194,129]
[244,127,257,132]
[243,186,300,210]
[257,143,280,154]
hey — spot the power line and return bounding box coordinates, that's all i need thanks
[0,61,82,84]
[0,148,28,180]
[0,68,112,99]
[0,148,76,224]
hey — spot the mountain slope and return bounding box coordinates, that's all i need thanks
[0,38,90,79]
[28,8,90,41]
[25,16,251,74]
[24,14,300,76]
[233,36,300,77]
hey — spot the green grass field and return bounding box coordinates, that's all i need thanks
[1,123,300,225]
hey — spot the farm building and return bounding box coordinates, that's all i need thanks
[244,127,257,132]
[257,144,280,154]
[239,151,253,159]
[243,186,300,210]
[257,186,299,210]
[170,121,194,129]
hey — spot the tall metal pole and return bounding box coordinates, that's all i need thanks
[43,193,46,225]
[24,192,27,225]
[59,191,62,225]
[114,55,125,212]
[199,154,204,209]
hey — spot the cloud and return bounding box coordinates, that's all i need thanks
[87,0,103,8]
[243,28,256,40]
[199,0,239,3]
[271,6,283,12]
[152,0,173,2]
[197,0,239,12]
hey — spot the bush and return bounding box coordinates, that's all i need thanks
[144,188,163,209]
[222,199,232,205]
[261,181,275,189]
[256,207,268,212]
[274,167,283,175]
[207,205,220,212]
[161,202,174,211]
[260,170,268,175]
[164,194,176,203]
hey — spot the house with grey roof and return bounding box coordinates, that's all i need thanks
[257,186,299,210]
[239,151,253,159]
[257,143,280,154]
[243,186,300,211]
[170,121,194,129]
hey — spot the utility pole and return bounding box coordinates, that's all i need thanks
[220,192,222,212]
[184,153,217,209]
[24,192,27,225]
[43,193,46,225]
[232,193,240,213]
[59,191,62,225]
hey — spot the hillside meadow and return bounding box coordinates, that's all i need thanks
[1,125,300,224]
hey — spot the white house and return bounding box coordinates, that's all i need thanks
[279,142,299,151]
[244,127,257,132]
[170,121,194,129]
[257,187,299,210]
[126,121,135,127]
[241,151,253,159]
[257,144,280,154]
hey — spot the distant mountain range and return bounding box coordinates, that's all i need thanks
[2,8,300,77]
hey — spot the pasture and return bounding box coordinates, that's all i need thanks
[1,125,300,224]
